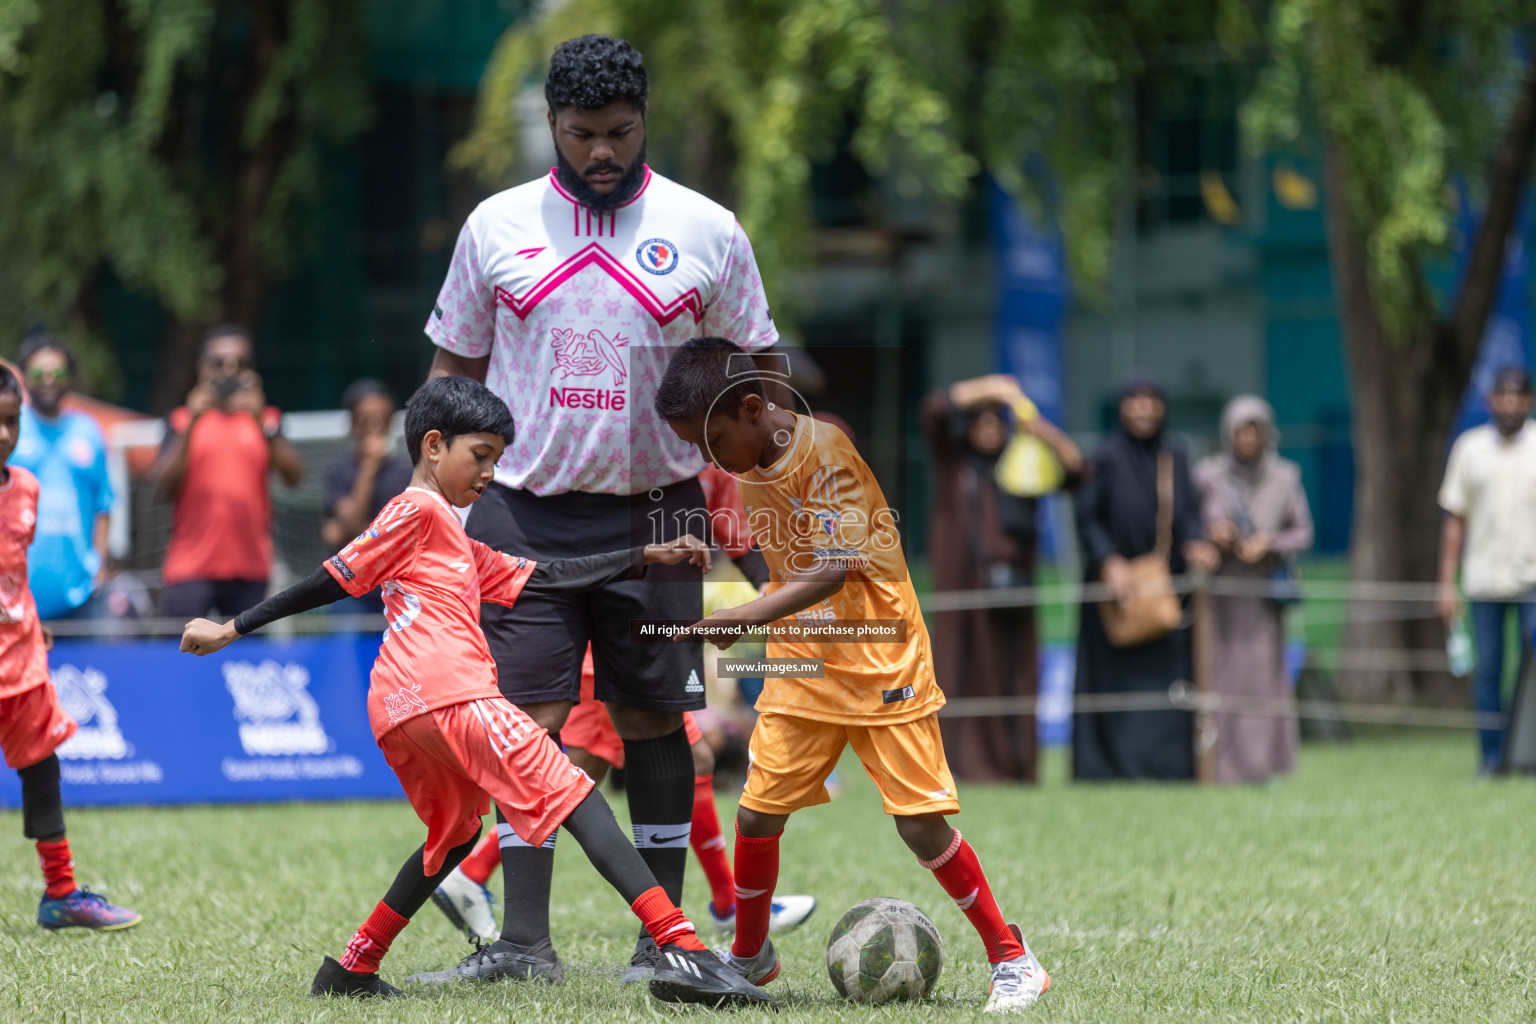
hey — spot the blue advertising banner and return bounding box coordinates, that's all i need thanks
[0,635,403,808]
[1450,184,1533,439]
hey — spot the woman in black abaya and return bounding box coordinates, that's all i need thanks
[1072,378,1218,780]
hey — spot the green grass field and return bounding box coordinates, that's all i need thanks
[1,733,1531,1023]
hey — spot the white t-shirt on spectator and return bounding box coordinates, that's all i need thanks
[1438,420,1536,599]
[426,166,777,496]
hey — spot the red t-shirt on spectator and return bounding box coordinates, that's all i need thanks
[160,406,281,586]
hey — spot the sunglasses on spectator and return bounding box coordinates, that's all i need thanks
[25,367,69,383]
[202,354,252,371]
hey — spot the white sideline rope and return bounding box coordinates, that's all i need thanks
[937,683,1507,730]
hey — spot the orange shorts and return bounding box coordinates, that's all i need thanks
[378,697,594,874]
[0,683,77,771]
[740,713,959,817]
[560,647,702,770]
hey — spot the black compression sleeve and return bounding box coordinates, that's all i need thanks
[233,565,351,636]
[732,547,772,589]
[519,546,647,597]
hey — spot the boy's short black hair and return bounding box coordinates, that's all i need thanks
[0,363,21,402]
[546,35,648,112]
[404,376,515,465]
[18,329,77,379]
[654,337,766,423]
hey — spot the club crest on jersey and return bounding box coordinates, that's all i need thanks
[636,237,679,275]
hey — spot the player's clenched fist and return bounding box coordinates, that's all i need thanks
[643,533,712,573]
[180,617,239,657]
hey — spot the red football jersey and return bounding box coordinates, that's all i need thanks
[0,468,51,701]
[323,487,538,739]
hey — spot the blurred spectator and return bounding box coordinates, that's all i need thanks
[152,325,302,618]
[320,379,411,618]
[9,333,112,619]
[1436,366,1536,775]
[1196,396,1314,784]
[922,373,1083,782]
[1073,376,1218,781]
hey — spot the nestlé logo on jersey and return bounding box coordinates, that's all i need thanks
[636,237,679,275]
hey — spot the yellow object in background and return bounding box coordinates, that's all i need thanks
[703,579,766,657]
[994,395,1064,498]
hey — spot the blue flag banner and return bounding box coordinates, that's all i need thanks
[0,636,403,808]
[1450,183,1532,439]
[989,177,1068,424]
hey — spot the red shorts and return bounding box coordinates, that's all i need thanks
[378,698,595,874]
[561,647,702,770]
[0,682,77,771]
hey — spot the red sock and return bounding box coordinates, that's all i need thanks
[690,775,735,916]
[460,832,502,886]
[631,885,706,951]
[36,839,75,900]
[919,829,1024,963]
[339,901,409,974]
[730,825,779,958]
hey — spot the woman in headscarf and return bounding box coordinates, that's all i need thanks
[1073,376,1218,781]
[1195,395,1314,783]
[922,374,1083,782]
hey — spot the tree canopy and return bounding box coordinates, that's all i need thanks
[0,0,371,400]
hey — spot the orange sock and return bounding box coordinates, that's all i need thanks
[460,832,502,886]
[339,901,409,974]
[36,839,75,900]
[919,829,1024,963]
[690,775,735,916]
[631,885,705,951]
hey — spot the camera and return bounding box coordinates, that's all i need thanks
[212,376,245,401]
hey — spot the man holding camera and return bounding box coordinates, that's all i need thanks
[153,325,303,618]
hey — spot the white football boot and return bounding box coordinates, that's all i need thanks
[984,924,1050,1013]
[708,894,818,935]
[430,866,499,944]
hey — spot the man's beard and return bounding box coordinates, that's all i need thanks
[554,141,648,211]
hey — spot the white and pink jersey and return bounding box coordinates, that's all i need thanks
[426,166,778,496]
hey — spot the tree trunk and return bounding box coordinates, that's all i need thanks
[1324,139,1469,704]
[147,0,294,414]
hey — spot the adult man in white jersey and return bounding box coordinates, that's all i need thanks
[422,35,778,984]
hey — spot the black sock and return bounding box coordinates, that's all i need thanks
[561,789,658,905]
[18,755,65,840]
[382,832,479,919]
[498,805,557,946]
[621,727,694,908]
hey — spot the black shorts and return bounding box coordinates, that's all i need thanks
[467,479,708,712]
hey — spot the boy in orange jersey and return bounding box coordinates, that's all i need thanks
[654,338,1049,1013]
[180,376,772,1008]
[0,365,140,932]
[433,465,814,950]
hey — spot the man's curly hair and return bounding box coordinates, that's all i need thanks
[545,35,648,112]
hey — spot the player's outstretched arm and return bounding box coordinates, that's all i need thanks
[675,560,847,650]
[179,564,350,657]
[484,534,711,607]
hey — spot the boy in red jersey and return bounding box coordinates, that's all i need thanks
[180,376,773,1008]
[655,339,1049,1013]
[432,466,815,947]
[0,366,140,931]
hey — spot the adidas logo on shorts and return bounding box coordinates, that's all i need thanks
[685,669,704,694]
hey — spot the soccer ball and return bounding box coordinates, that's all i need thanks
[825,897,943,1003]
